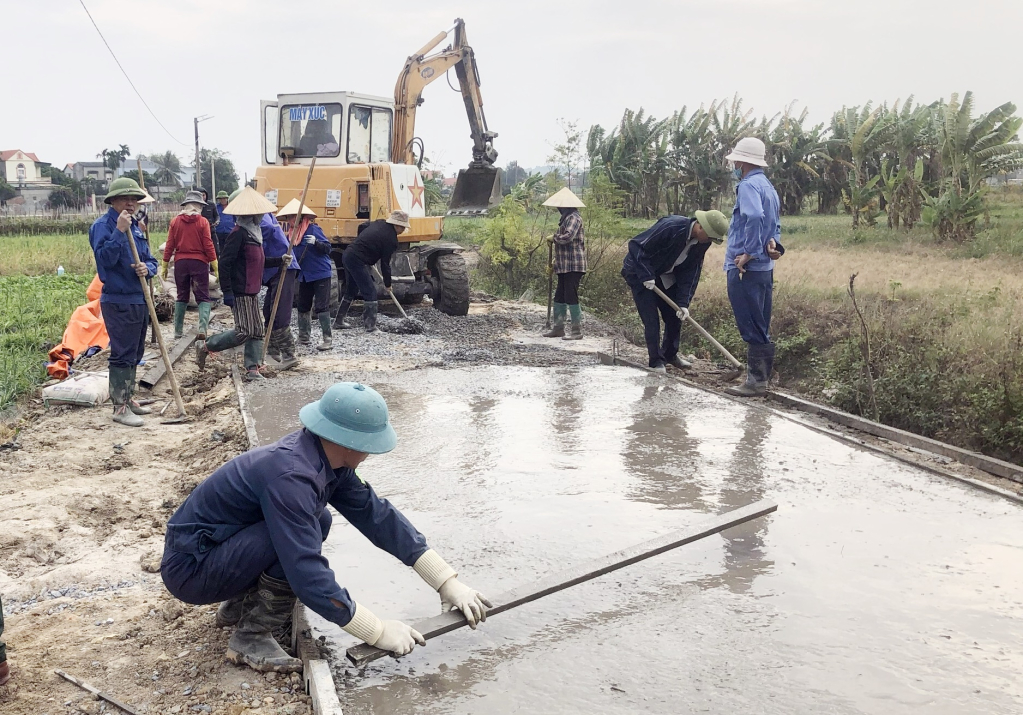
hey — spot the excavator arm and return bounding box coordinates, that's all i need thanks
[392,18,501,215]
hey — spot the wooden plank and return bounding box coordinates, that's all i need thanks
[138,328,197,389]
[232,366,261,449]
[54,669,141,715]
[347,499,777,666]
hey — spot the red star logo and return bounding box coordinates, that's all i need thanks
[409,174,425,209]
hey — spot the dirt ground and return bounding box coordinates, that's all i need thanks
[1,297,1018,715]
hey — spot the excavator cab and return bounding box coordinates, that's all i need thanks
[447,164,502,216]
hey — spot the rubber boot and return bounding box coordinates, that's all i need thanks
[216,588,254,628]
[363,301,379,333]
[543,303,567,337]
[128,365,151,415]
[563,304,583,340]
[297,312,313,345]
[725,343,772,397]
[668,355,693,370]
[173,301,187,340]
[333,297,354,330]
[243,339,265,381]
[110,366,144,427]
[272,328,299,371]
[266,329,283,363]
[225,573,302,673]
[0,660,9,687]
[196,302,212,340]
[316,312,332,351]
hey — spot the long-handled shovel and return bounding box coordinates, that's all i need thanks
[650,284,744,380]
[124,218,189,423]
[261,158,316,363]
[135,158,159,346]
[371,265,409,319]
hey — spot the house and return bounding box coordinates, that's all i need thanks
[64,161,114,184]
[1,149,51,185]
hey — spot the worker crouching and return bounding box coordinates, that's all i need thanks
[278,199,334,351]
[88,177,159,427]
[334,211,409,332]
[160,382,491,672]
[163,190,218,341]
[541,188,587,340]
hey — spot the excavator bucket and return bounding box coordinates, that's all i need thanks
[447,165,502,216]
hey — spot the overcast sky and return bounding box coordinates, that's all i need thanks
[6,0,1022,180]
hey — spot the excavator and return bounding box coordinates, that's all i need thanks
[254,18,501,316]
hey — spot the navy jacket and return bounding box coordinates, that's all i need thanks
[621,216,712,308]
[215,204,236,236]
[164,429,429,627]
[89,207,158,305]
[295,223,334,283]
[348,219,398,287]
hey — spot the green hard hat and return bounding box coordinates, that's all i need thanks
[228,188,244,201]
[104,177,147,204]
[216,190,229,199]
[694,209,730,244]
[299,382,397,454]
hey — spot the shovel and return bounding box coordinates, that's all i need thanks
[649,285,744,380]
[372,265,409,319]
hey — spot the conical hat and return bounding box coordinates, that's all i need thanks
[542,187,585,208]
[277,198,317,218]
[138,193,156,204]
[224,186,278,216]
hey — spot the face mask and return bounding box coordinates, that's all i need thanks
[732,167,743,182]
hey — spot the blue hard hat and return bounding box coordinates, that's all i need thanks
[299,382,397,454]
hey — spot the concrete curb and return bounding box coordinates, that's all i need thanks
[232,365,345,715]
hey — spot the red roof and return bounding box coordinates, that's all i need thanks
[1,150,41,162]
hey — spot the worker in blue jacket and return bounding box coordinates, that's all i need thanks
[161,382,491,673]
[89,177,159,427]
[621,210,729,372]
[213,190,235,257]
[260,212,302,370]
[277,200,335,351]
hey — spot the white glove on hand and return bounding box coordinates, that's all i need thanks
[281,253,293,267]
[438,577,493,629]
[303,235,315,244]
[643,280,656,290]
[341,602,425,657]
[676,307,690,321]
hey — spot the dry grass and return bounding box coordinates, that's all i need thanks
[0,231,168,277]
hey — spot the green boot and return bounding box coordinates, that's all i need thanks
[173,301,187,340]
[563,303,583,340]
[127,365,151,415]
[225,573,302,673]
[297,312,312,345]
[243,339,265,381]
[543,303,567,338]
[316,312,332,351]
[109,366,143,427]
[363,301,379,333]
[196,302,212,340]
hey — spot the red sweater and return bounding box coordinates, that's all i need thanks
[164,214,216,263]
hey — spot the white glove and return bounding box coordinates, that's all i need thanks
[676,307,690,321]
[281,253,293,267]
[303,234,315,244]
[439,577,492,629]
[341,602,425,657]
[643,280,656,290]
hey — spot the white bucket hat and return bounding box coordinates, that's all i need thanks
[725,137,768,167]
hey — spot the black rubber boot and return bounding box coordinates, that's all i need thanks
[333,297,354,329]
[128,365,151,415]
[316,312,332,351]
[272,328,299,370]
[225,573,302,673]
[110,366,143,427]
[216,588,254,628]
[667,355,693,369]
[725,343,772,397]
[297,312,312,345]
[363,301,379,333]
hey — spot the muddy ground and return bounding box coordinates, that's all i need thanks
[1,297,1019,715]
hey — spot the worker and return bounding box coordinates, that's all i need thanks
[261,212,301,370]
[163,190,218,341]
[541,188,587,340]
[89,177,159,426]
[161,381,491,672]
[0,595,8,686]
[198,187,220,236]
[197,188,290,381]
[334,211,410,332]
[213,190,235,257]
[723,137,784,396]
[278,200,334,351]
[621,210,730,373]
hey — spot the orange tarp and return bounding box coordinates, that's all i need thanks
[46,275,109,379]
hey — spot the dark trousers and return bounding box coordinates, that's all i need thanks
[161,509,332,605]
[262,270,296,331]
[100,302,149,369]
[628,279,682,367]
[297,277,332,314]
[0,595,6,662]
[173,258,211,304]
[554,271,584,304]
[726,269,773,345]
[342,251,377,302]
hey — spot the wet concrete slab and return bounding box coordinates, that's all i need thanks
[244,365,1023,715]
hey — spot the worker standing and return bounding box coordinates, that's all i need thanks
[197,188,290,381]
[722,137,784,396]
[161,381,491,673]
[163,190,218,340]
[261,212,301,370]
[278,200,335,351]
[214,190,235,257]
[198,188,220,235]
[541,188,587,340]
[334,211,409,332]
[621,211,729,372]
[89,177,158,426]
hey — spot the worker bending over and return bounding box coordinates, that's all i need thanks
[621,210,729,372]
[88,177,159,426]
[161,381,491,672]
[163,190,218,340]
[278,200,335,351]
[541,188,587,340]
[334,210,410,332]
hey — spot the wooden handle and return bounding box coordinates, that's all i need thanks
[650,285,742,369]
[372,265,409,319]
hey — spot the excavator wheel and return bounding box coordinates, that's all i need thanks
[431,254,470,316]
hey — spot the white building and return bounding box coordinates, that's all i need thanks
[1,149,51,185]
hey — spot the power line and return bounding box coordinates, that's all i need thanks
[78,0,189,147]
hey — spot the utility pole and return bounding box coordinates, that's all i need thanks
[194,114,213,189]
[211,156,216,198]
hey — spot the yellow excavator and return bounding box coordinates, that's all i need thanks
[254,18,501,316]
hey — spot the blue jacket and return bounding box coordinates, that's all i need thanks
[215,204,236,235]
[725,169,781,272]
[295,223,334,283]
[89,207,158,304]
[622,215,712,308]
[164,428,429,628]
[261,213,301,284]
